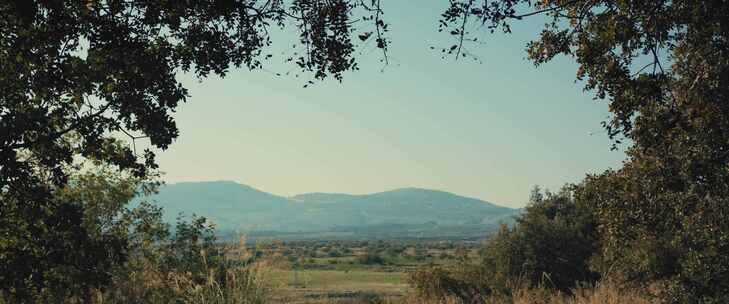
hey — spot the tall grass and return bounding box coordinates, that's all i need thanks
[94,235,272,304]
[0,236,273,304]
[402,279,652,304]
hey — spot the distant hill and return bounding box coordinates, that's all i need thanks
[145,181,519,240]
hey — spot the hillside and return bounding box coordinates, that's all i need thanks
[146,181,519,239]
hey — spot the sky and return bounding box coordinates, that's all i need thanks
[153,1,626,208]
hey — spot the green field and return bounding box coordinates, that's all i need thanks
[246,239,479,303]
[268,269,409,303]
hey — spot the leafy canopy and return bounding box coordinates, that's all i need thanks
[1,0,389,191]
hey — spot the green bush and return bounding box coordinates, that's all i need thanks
[409,265,491,302]
[481,186,601,292]
[410,185,602,302]
[357,253,388,265]
[581,167,729,303]
[0,168,272,304]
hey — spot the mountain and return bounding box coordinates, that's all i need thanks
[146,181,519,239]
[146,181,292,231]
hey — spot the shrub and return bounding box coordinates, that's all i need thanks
[0,168,272,304]
[357,253,387,265]
[581,168,729,302]
[409,266,492,302]
[409,185,602,303]
[480,186,601,292]
[97,217,272,304]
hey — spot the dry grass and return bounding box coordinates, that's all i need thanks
[508,281,652,304]
[1,235,655,304]
[94,235,274,304]
[267,269,408,304]
[401,280,653,304]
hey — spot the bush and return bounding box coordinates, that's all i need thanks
[97,216,272,304]
[480,186,601,292]
[0,168,272,303]
[357,253,387,265]
[581,167,729,302]
[409,185,602,303]
[409,266,492,302]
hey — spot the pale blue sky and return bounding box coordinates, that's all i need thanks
[154,1,625,208]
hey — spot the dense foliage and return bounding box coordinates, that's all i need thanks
[410,186,602,302]
[0,167,269,303]
[481,186,601,292]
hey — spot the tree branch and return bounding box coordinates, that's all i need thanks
[7,101,115,150]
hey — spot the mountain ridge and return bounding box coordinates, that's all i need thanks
[148,181,519,239]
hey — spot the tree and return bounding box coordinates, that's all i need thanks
[438,0,729,301]
[481,186,601,292]
[0,163,163,301]
[410,185,601,301]
[1,0,388,298]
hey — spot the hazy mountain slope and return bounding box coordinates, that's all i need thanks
[149,181,293,231]
[289,188,516,227]
[148,181,519,237]
[290,192,359,203]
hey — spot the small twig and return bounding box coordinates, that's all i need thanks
[455,0,472,60]
[512,0,580,19]
[632,61,656,77]
[373,0,388,65]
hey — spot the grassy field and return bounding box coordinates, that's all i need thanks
[268,269,409,303]
[245,239,479,303]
